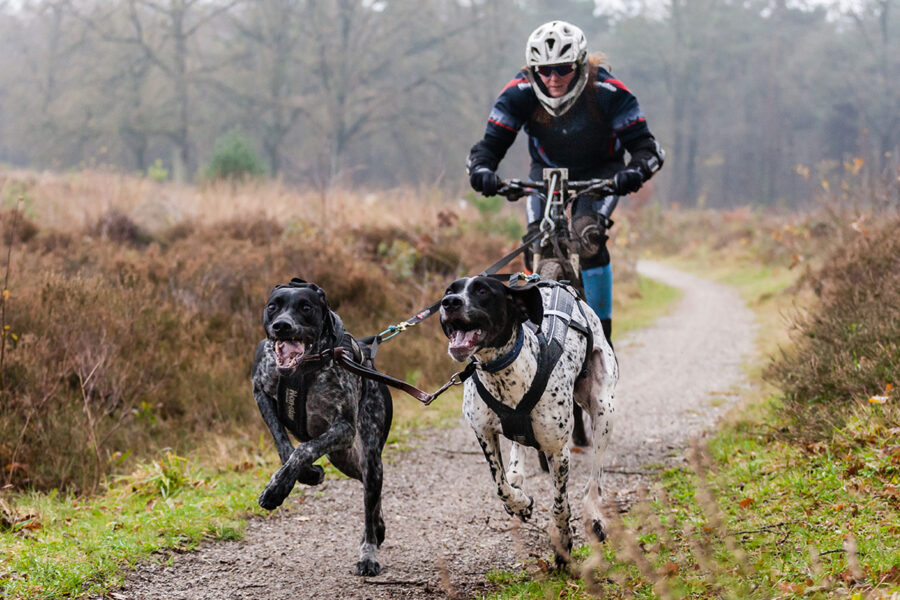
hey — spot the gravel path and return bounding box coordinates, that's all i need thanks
[112,260,756,600]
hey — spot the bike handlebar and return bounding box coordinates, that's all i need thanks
[497,177,616,201]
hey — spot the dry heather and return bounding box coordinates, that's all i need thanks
[0,170,644,493]
[765,212,900,438]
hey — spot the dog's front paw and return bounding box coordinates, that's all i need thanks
[258,470,296,510]
[590,518,607,543]
[504,495,534,522]
[355,558,381,576]
[296,464,325,486]
[553,536,574,570]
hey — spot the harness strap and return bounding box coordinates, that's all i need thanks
[481,325,525,374]
[469,282,597,447]
[472,332,558,448]
[297,345,476,406]
[276,370,311,439]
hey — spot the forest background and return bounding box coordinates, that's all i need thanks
[1,0,898,208]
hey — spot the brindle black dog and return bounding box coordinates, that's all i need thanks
[251,278,392,576]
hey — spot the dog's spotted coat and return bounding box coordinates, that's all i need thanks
[440,276,617,566]
[251,282,392,576]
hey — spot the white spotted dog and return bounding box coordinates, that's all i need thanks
[439,275,617,567]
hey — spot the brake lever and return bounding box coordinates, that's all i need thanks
[501,188,527,202]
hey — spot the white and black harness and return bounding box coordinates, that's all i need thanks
[470,280,593,448]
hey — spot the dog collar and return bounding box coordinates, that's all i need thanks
[481,325,525,374]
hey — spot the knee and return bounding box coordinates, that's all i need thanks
[572,215,610,268]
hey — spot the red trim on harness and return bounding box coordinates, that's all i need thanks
[489,118,517,132]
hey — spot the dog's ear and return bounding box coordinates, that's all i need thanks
[506,284,543,325]
[288,277,308,286]
[306,283,332,311]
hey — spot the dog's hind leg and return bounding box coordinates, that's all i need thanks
[571,404,590,447]
[546,447,574,569]
[474,430,534,520]
[506,442,526,489]
[356,450,384,576]
[576,350,616,543]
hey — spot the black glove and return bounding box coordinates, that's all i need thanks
[613,168,644,195]
[469,167,500,197]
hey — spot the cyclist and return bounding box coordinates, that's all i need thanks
[467,20,664,344]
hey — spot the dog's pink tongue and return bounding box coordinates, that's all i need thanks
[280,341,305,358]
[449,330,478,350]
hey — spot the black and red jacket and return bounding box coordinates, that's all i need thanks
[468,65,662,181]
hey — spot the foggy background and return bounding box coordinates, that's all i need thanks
[0,0,897,207]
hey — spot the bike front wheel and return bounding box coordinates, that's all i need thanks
[537,259,564,282]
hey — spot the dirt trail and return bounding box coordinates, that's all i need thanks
[112,261,756,600]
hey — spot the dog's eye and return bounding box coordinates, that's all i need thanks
[301,304,312,312]
[476,287,488,296]
[266,303,277,313]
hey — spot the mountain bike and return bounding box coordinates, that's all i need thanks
[497,168,616,297]
[496,168,616,461]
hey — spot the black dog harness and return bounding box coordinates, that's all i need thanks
[471,281,593,448]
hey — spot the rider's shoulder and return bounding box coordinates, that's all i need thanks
[591,66,635,97]
[498,68,534,96]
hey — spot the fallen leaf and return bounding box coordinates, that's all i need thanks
[739,497,755,509]
[881,485,900,499]
[777,580,805,594]
[660,561,680,576]
[18,517,42,531]
[841,569,861,586]
[879,565,900,583]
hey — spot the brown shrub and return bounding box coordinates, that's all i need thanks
[0,206,515,492]
[765,213,900,438]
[0,210,38,245]
[86,209,153,246]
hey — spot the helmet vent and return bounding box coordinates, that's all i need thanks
[546,38,555,50]
[560,43,572,55]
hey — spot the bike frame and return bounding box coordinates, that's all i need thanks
[497,170,616,288]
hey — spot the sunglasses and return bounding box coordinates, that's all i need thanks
[537,63,575,77]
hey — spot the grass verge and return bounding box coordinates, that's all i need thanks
[616,274,683,336]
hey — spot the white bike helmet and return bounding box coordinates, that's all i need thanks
[525,20,589,117]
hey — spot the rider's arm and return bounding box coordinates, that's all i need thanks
[595,68,665,181]
[467,70,537,172]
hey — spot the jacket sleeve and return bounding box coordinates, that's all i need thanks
[596,69,665,179]
[467,71,536,173]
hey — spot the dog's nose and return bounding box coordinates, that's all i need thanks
[441,295,463,312]
[271,319,293,335]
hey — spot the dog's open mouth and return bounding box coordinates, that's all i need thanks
[447,327,485,361]
[274,339,306,371]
